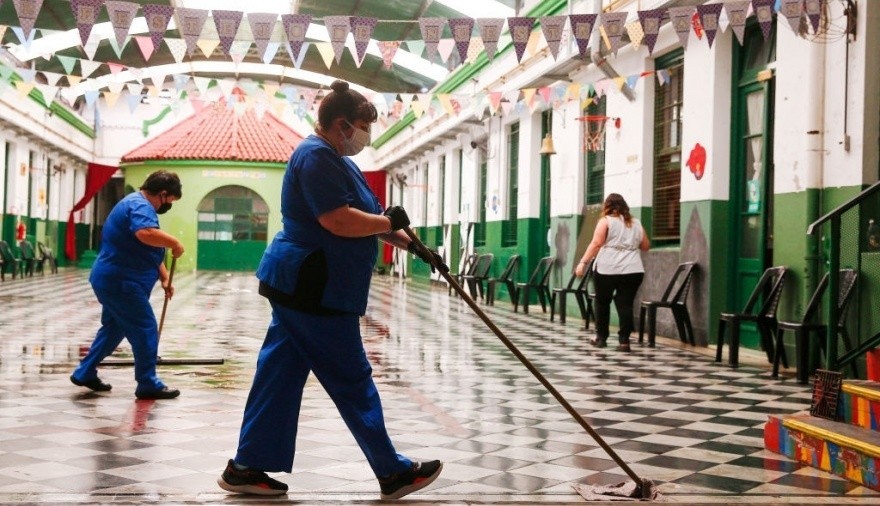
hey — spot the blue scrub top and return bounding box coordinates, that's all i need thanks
[90,191,165,289]
[257,134,381,315]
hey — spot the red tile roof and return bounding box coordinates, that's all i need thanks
[121,102,304,164]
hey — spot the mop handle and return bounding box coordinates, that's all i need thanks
[158,256,176,339]
[403,227,645,488]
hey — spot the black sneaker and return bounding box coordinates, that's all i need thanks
[217,459,288,496]
[70,375,112,392]
[135,387,180,400]
[379,460,443,500]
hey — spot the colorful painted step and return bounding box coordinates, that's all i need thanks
[840,380,880,431]
[765,413,880,491]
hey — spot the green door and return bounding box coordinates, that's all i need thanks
[197,186,269,271]
[730,21,776,348]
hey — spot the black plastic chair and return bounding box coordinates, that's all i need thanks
[450,253,478,296]
[715,266,788,368]
[638,262,698,347]
[774,269,859,383]
[463,253,493,301]
[514,256,554,314]
[0,240,21,280]
[550,258,595,325]
[18,240,38,276]
[486,254,520,305]
[38,242,58,274]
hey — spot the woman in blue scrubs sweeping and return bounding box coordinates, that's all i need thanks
[218,80,446,500]
[70,170,185,400]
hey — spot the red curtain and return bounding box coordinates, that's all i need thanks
[65,163,118,261]
[363,170,392,264]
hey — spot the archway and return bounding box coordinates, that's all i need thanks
[197,185,269,271]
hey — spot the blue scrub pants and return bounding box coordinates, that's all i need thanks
[234,302,411,476]
[72,277,165,394]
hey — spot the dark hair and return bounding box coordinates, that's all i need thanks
[140,170,182,198]
[317,80,378,131]
[602,193,632,225]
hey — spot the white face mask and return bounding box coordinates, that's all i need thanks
[342,120,371,156]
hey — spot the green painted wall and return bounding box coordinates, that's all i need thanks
[681,199,729,346]
[123,161,285,273]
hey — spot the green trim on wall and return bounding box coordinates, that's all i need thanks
[372,0,568,150]
[142,105,174,137]
[7,72,95,138]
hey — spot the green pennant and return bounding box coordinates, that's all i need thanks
[56,55,77,75]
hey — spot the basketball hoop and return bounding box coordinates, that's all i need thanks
[577,115,621,153]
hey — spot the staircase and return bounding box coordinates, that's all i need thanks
[764,376,880,491]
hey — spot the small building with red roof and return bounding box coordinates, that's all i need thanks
[121,102,303,272]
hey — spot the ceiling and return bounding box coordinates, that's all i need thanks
[0,0,525,94]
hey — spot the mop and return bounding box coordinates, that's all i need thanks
[101,257,225,366]
[405,228,659,500]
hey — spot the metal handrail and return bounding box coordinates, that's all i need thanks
[806,180,880,372]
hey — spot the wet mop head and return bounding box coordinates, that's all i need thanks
[573,479,660,501]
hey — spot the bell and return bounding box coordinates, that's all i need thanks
[539,133,556,155]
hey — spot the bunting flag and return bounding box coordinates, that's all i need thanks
[638,9,663,55]
[476,18,504,61]
[126,82,143,95]
[166,38,187,63]
[103,90,120,108]
[725,1,751,46]
[507,17,534,63]
[281,14,311,64]
[323,16,350,64]
[569,14,597,58]
[176,7,209,56]
[378,40,399,69]
[696,3,724,48]
[229,41,251,65]
[437,38,454,64]
[80,59,102,78]
[752,0,775,40]
[70,0,104,47]
[419,17,446,63]
[540,16,566,61]
[262,41,280,64]
[56,54,77,74]
[11,25,34,49]
[667,6,694,49]
[780,0,805,35]
[107,32,128,58]
[626,22,644,51]
[142,4,173,52]
[213,10,243,57]
[248,13,277,59]
[134,35,154,61]
[448,18,474,63]
[466,36,483,63]
[315,41,335,68]
[350,16,378,66]
[107,62,125,75]
[41,71,63,86]
[197,38,220,58]
[805,0,824,34]
[105,1,139,48]
[600,12,628,54]
[404,40,424,58]
[125,92,140,113]
[13,0,44,41]
[287,41,309,69]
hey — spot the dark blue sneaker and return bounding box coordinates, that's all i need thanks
[217,459,288,496]
[70,375,112,392]
[379,460,443,500]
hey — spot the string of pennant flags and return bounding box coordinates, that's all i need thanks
[0,0,825,122]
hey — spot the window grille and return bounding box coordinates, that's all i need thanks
[653,51,684,244]
[583,98,606,206]
[502,122,519,246]
[474,159,487,247]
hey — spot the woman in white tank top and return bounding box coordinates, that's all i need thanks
[575,194,650,351]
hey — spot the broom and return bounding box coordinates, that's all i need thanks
[404,227,658,500]
[101,257,224,366]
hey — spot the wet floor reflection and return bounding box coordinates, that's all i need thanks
[0,269,877,501]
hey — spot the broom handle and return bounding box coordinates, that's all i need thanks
[158,256,176,340]
[404,227,645,487]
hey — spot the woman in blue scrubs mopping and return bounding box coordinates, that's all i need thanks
[218,80,447,500]
[70,170,185,400]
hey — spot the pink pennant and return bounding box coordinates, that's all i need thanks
[107,62,125,74]
[134,36,154,61]
[378,41,400,69]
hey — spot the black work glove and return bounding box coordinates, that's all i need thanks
[383,206,410,231]
[408,241,450,274]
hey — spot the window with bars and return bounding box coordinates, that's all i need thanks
[502,122,519,246]
[438,155,446,246]
[653,50,684,244]
[583,98,606,205]
[422,162,429,228]
[473,158,487,247]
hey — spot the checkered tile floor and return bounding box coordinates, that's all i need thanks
[0,269,877,504]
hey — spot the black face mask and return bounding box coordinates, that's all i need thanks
[157,195,172,214]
